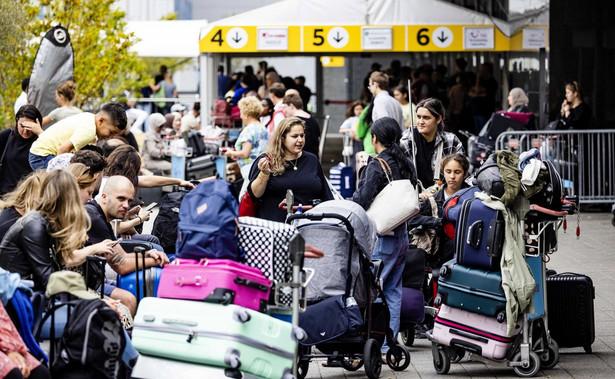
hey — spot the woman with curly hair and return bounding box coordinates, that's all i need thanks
[0,170,114,291]
[247,117,333,222]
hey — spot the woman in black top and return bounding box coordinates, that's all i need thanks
[248,117,333,223]
[557,81,591,129]
[0,171,46,242]
[352,117,417,354]
[0,105,43,196]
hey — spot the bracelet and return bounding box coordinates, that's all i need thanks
[258,172,270,181]
[137,216,143,224]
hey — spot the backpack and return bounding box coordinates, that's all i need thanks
[476,153,505,198]
[51,299,126,379]
[176,179,240,261]
[524,160,563,210]
[441,186,480,240]
[152,190,189,254]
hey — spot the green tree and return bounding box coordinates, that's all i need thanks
[0,0,148,128]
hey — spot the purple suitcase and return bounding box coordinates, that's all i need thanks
[431,305,521,360]
[157,258,271,312]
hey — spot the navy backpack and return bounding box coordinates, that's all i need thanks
[176,179,240,260]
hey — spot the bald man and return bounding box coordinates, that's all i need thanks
[85,175,169,315]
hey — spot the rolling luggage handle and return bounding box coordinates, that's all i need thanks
[134,247,148,304]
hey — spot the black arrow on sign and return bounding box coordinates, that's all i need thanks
[437,31,448,43]
[333,31,344,43]
[232,32,242,43]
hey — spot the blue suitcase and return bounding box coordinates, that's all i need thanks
[329,163,354,198]
[116,267,162,301]
[436,259,507,321]
[455,197,504,271]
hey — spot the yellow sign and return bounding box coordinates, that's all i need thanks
[199,25,544,53]
[320,56,345,67]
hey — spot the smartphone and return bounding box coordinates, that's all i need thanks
[143,202,158,212]
[109,240,120,247]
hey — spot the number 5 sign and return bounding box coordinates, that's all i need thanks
[304,26,360,52]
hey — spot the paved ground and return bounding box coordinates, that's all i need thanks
[303,211,615,378]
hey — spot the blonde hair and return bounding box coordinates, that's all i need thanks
[265,117,305,175]
[238,96,263,119]
[0,171,47,213]
[56,80,77,102]
[66,163,97,189]
[36,170,90,264]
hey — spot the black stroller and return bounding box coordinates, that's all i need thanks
[288,200,410,379]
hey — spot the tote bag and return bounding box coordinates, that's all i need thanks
[366,158,419,235]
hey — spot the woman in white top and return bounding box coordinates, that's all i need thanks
[42,80,82,127]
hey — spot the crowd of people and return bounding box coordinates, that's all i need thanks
[0,54,594,376]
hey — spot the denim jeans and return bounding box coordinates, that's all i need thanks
[29,153,56,170]
[372,227,408,352]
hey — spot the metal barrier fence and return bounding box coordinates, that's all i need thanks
[495,129,615,204]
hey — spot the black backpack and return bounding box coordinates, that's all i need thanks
[152,190,188,254]
[51,299,126,379]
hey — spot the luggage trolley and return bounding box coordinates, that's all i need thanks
[428,202,577,377]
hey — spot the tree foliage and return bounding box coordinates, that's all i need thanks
[0,0,148,128]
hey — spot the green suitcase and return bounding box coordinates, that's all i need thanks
[132,297,301,379]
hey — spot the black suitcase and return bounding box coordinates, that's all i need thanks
[546,272,595,353]
[185,154,216,180]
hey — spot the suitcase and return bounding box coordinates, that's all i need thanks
[329,163,354,198]
[157,258,271,312]
[432,304,521,360]
[132,298,300,379]
[436,259,507,321]
[442,186,480,240]
[455,197,504,271]
[116,267,162,301]
[238,217,296,305]
[185,154,216,181]
[131,355,263,379]
[546,272,595,353]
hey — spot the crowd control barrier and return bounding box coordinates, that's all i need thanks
[495,129,615,204]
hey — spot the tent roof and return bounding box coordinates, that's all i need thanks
[126,19,208,58]
[205,0,507,28]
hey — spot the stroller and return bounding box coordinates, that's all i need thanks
[287,200,410,379]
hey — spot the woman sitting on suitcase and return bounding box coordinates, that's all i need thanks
[352,117,418,357]
[247,117,333,223]
[0,170,115,291]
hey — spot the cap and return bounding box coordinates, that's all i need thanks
[45,271,99,300]
[170,103,186,112]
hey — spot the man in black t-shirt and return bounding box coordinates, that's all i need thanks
[86,175,169,315]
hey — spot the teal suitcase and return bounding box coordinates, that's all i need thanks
[132,298,301,379]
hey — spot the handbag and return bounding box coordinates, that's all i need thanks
[366,158,420,235]
[239,191,258,217]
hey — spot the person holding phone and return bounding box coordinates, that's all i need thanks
[557,81,591,129]
[247,117,333,223]
[0,170,115,291]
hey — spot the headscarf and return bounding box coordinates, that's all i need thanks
[147,113,166,141]
[508,88,529,108]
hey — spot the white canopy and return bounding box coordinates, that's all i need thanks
[203,0,507,30]
[126,19,207,58]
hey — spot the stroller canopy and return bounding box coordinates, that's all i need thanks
[304,200,376,258]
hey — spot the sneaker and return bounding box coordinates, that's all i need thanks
[381,353,388,364]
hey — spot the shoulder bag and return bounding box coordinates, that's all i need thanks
[366,158,420,235]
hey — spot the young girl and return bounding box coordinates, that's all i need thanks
[339,101,365,168]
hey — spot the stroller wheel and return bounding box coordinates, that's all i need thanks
[387,344,411,371]
[363,338,382,379]
[340,357,364,371]
[400,327,415,347]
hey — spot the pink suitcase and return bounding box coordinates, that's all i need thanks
[157,258,271,312]
[431,304,521,360]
